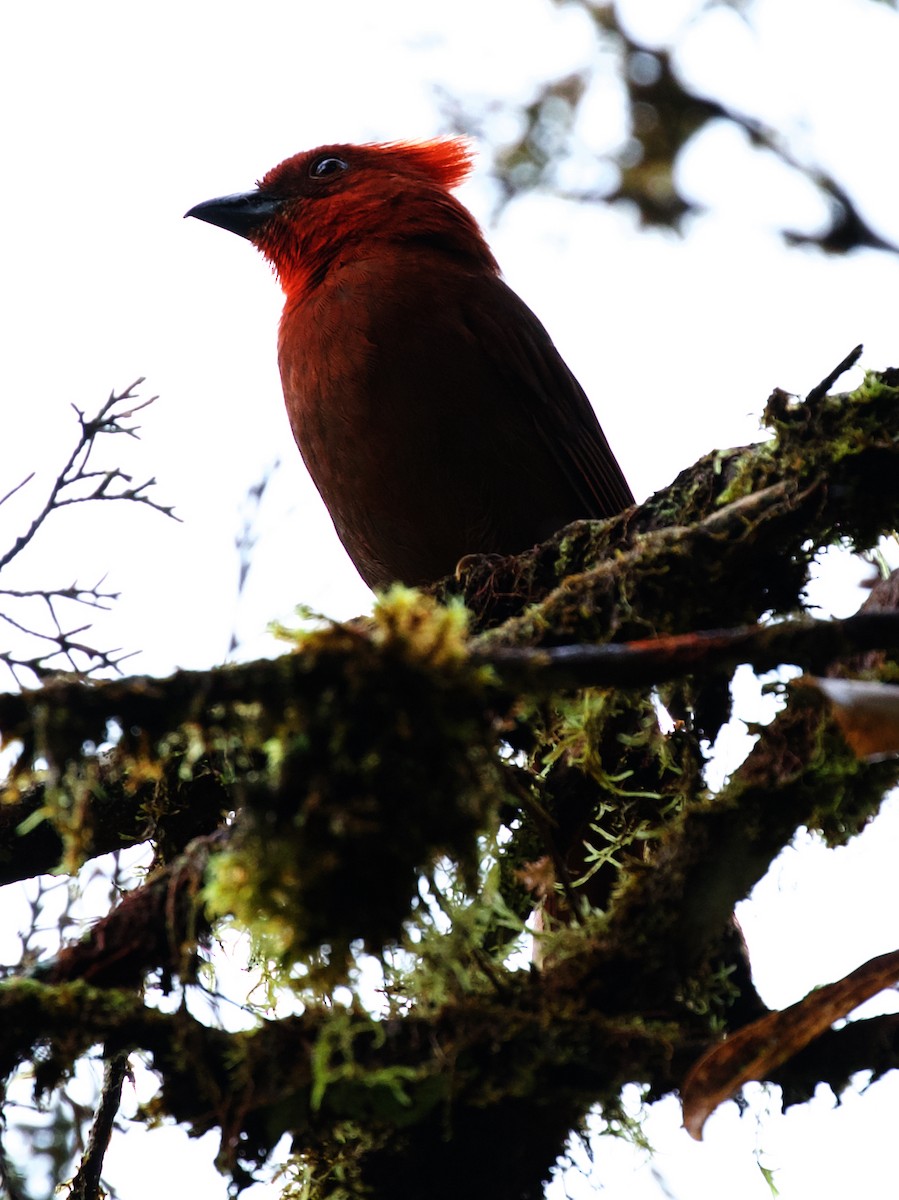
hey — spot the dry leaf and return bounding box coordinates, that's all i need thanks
[802,676,899,761]
[516,855,556,900]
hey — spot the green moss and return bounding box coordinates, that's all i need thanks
[204,589,506,985]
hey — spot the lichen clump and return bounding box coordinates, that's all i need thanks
[204,588,502,977]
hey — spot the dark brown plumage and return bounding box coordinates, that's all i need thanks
[187,139,633,588]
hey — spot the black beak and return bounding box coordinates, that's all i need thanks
[184,190,282,239]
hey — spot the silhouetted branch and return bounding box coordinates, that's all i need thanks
[476,612,899,691]
[0,381,177,686]
[68,1051,130,1200]
[0,381,175,575]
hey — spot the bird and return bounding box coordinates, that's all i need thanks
[186,139,633,590]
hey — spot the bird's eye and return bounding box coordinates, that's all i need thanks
[309,155,349,179]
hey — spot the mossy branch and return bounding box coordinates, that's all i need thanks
[446,356,899,638]
[3,359,899,1198]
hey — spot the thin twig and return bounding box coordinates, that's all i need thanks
[0,380,177,574]
[805,344,864,406]
[0,582,118,608]
[0,383,176,683]
[0,473,35,510]
[68,1051,129,1200]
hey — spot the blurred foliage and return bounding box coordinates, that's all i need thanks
[449,0,899,254]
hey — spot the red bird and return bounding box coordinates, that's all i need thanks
[187,139,633,589]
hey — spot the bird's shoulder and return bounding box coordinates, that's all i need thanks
[281,248,634,518]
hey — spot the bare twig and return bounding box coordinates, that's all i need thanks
[0,581,119,609]
[67,1051,130,1200]
[0,382,176,684]
[0,380,177,574]
[805,344,864,406]
[0,473,36,510]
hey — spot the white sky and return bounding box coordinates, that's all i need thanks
[3,0,899,1196]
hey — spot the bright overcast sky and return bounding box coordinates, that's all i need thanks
[3,0,899,1197]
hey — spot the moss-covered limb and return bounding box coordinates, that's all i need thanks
[1,596,507,943]
[33,750,513,991]
[0,754,230,885]
[0,977,246,1161]
[433,474,784,637]
[0,978,181,1085]
[0,596,509,980]
[0,653,339,765]
[33,832,220,989]
[581,686,899,1010]
[7,597,899,987]
[283,1001,679,1200]
[473,480,822,652]
[768,1013,899,1109]
[512,570,899,1027]
[0,973,681,1200]
[427,445,766,634]
[440,364,899,637]
[1,596,495,786]
[476,612,899,692]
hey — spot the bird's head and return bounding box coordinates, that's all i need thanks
[186,138,495,298]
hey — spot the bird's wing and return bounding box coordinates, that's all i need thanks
[466,275,635,519]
